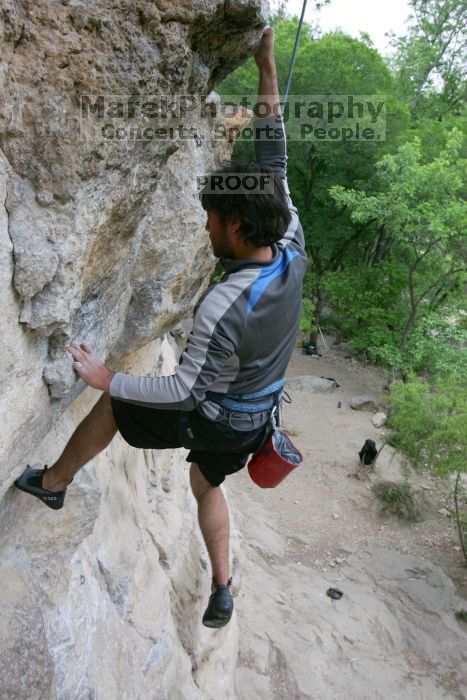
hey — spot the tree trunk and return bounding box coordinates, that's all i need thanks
[309,284,324,348]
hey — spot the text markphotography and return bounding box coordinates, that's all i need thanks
[80,95,386,142]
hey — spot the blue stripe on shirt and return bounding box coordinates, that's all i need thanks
[247,248,300,316]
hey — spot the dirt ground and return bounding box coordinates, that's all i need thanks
[229,342,467,601]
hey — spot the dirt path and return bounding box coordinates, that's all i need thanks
[228,344,467,699]
[232,343,466,598]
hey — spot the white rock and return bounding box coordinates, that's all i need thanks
[372,411,387,428]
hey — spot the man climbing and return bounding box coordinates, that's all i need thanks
[14,27,306,629]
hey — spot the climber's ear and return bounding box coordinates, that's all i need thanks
[228,218,243,238]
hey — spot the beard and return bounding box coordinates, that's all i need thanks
[209,232,236,259]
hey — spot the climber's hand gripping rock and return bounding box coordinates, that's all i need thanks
[68,341,114,392]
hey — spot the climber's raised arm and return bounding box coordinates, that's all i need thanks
[254,27,281,119]
[253,27,305,251]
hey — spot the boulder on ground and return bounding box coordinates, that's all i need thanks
[372,411,387,428]
[351,395,380,412]
[286,375,338,394]
[375,444,406,482]
[316,333,337,354]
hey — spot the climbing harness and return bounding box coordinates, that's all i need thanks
[206,377,286,413]
[206,378,289,430]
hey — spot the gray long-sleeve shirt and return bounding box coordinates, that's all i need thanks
[110,114,307,420]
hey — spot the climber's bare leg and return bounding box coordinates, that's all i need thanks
[42,393,118,492]
[190,463,230,592]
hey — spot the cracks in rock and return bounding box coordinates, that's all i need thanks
[0,146,23,311]
[96,556,130,611]
[144,526,169,570]
[13,22,26,52]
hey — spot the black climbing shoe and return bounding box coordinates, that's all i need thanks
[14,465,67,510]
[202,577,234,629]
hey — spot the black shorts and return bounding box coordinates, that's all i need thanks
[110,397,270,487]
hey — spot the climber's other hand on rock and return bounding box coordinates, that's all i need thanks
[68,341,114,392]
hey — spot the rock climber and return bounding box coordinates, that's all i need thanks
[14,27,307,629]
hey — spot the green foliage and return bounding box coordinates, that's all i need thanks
[373,479,422,521]
[322,264,404,367]
[389,0,467,118]
[386,375,467,558]
[405,114,467,163]
[386,376,467,478]
[455,610,467,623]
[209,262,224,284]
[299,270,316,338]
[300,297,316,338]
[326,127,466,375]
[399,315,467,380]
[324,263,467,377]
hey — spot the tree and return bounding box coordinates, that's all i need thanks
[326,127,467,377]
[389,0,467,119]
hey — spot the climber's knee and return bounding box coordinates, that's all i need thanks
[92,391,118,431]
[190,463,215,501]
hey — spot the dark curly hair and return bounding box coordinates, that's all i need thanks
[199,162,292,247]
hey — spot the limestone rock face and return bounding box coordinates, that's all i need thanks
[0,0,266,486]
[0,339,240,699]
[0,2,266,697]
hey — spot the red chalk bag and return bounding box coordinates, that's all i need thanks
[248,392,303,489]
[248,427,303,488]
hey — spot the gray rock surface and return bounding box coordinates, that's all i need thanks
[236,548,467,699]
[372,411,387,428]
[228,478,467,700]
[286,374,338,394]
[351,395,381,412]
[0,0,265,486]
[375,444,406,483]
[1,338,241,699]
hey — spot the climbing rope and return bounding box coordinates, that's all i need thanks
[282,0,309,105]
